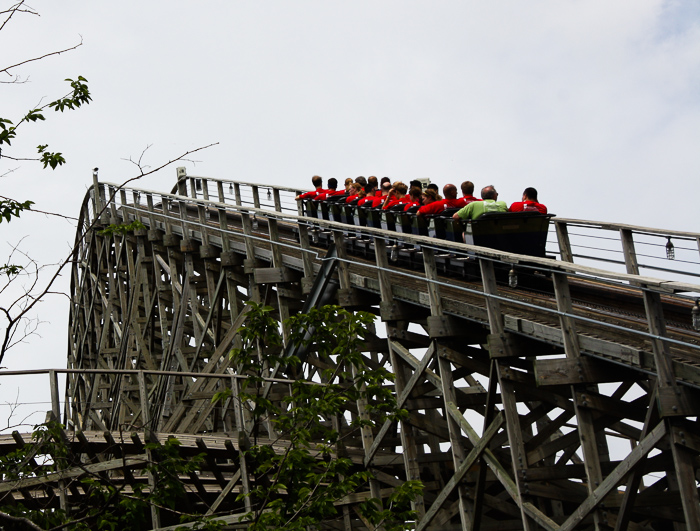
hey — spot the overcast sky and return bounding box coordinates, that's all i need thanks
[1,1,699,404]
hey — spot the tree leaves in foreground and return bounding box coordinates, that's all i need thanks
[0,304,421,530]
[218,302,421,530]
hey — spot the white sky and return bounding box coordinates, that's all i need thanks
[1,1,699,409]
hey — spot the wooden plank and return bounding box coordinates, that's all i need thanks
[535,356,633,386]
[559,421,667,531]
[416,412,504,531]
[0,456,149,492]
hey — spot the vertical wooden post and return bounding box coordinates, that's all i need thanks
[620,229,640,276]
[240,210,261,303]
[332,231,351,290]
[176,167,188,196]
[553,271,608,530]
[480,259,533,530]
[138,370,161,528]
[91,169,102,219]
[273,188,282,212]
[251,185,260,209]
[234,183,242,206]
[555,221,574,263]
[49,370,61,423]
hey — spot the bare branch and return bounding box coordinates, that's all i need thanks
[0,195,79,222]
[0,143,218,364]
[0,1,38,35]
[1,38,84,78]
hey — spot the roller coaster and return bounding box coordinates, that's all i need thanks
[1,167,700,530]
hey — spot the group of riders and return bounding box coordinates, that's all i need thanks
[296,175,547,221]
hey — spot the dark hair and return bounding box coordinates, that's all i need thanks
[461,181,474,196]
[409,180,422,190]
[328,177,338,190]
[312,175,323,188]
[355,176,367,186]
[409,186,422,200]
[523,187,538,201]
[427,183,439,192]
[380,177,391,185]
[368,176,378,187]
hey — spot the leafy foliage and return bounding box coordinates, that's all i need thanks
[0,76,91,167]
[98,219,147,237]
[0,199,33,223]
[0,421,223,530]
[217,302,419,530]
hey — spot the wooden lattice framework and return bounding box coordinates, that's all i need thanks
[3,170,700,530]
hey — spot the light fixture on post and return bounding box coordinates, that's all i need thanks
[267,188,272,201]
[508,267,518,288]
[252,215,258,230]
[390,244,399,262]
[311,229,319,244]
[692,299,700,332]
[229,183,233,194]
[666,237,675,260]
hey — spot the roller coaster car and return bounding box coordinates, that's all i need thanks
[457,211,554,258]
[300,198,553,260]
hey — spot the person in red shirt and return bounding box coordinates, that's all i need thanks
[295,175,325,201]
[421,188,441,206]
[382,182,410,210]
[458,181,480,207]
[418,184,471,216]
[345,183,364,203]
[367,181,392,208]
[509,187,547,214]
[403,186,423,211]
[313,178,345,201]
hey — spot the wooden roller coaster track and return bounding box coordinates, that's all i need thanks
[2,167,700,530]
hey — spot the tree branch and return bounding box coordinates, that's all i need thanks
[0,509,45,531]
[1,38,84,77]
[0,142,218,365]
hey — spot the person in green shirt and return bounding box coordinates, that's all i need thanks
[452,185,507,220]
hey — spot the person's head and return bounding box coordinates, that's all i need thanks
[427,183,439,193]
[351,182,362,193]
[481,185,498,200]
[368,176,378,189]
[380,177,391,186]
[381,182,392,195]
[523,187,538,201]
[443,184,458,199]
[409,180,422,191]
[423,189,441,204]
[409,186,422,201]
[393,182,408,197]
[355,176,367,186]
[461,181,475,196]
[328,177,338,190]
[364,183,374,195]
[311,175,323,188]
[344,178,353,190]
